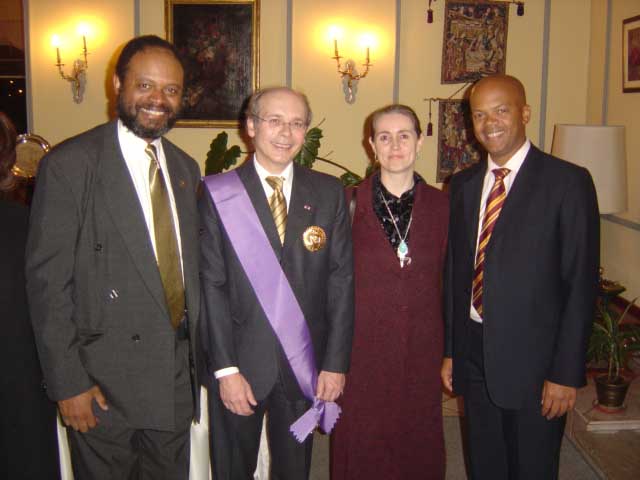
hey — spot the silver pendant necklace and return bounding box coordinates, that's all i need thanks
[380,192,413,268]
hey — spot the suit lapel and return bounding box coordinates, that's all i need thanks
[283,163,314,255]
[99,124,168,317]
[237,160,284,260]
[489,146,541,244]
[462,162,486,256]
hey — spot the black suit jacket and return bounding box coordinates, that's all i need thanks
[444,144,600,409]
[26,121,201,430]
[199,159,354,401]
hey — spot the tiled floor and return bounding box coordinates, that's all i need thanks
[309,392,602,480]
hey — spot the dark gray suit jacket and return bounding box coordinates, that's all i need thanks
[444,145,600,409]
[26,121,201,431]
[199,159,354,401]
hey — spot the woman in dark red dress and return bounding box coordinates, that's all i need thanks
[331,105,448,480]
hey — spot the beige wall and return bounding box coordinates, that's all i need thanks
[139,0,288,166]
[26,0,639,295]
[28,0,133,143]
[399,0,548,183]
[598,0,640,300]
[544,0,592,151]
[27,0,590,180]
[291,0,396,178]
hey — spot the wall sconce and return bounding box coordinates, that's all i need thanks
[331,39,372,104]
[52,30,89,104]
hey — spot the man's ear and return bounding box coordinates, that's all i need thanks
[246,116,256,139]
[113,73,121,95]
[522,104,531,125]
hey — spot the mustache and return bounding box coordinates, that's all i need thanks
[136,102,173,114]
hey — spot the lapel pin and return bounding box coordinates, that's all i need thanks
[179,180,186,188]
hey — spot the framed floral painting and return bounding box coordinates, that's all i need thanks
[622,14,640,93]
[166,0,260,127]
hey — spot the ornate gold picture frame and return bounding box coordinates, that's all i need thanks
[166,0,260,127]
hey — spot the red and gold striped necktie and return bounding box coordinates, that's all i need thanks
[471,168,510,317]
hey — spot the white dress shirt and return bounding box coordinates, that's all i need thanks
[117,120,184,275]
[214,157,294,379]
[470,139,531,323]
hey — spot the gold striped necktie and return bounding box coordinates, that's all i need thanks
[266,176,287,245]
[146,143,185,329]
[471,168,510,317]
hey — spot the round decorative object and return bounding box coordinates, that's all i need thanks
[12,133,50,179]
[302,226,326,252]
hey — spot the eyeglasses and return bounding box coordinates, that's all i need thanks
[252,115,308,133]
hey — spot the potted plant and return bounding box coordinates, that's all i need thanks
[205,126,367,186]
[587,296,640,410]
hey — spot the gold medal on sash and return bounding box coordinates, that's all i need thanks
[302,226,326,252]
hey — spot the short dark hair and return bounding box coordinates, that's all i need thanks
[115,35,185,83]
[245,86,313,126]
[0,112,17,192]
[370,104,422,140]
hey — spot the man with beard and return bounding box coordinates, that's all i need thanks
[26,35,201,479]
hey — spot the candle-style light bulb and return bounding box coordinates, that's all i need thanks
[334,39,339,58]
[366,47,370,64]
[52,35,62,64]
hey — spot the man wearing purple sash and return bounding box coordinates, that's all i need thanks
[199,87,354,479]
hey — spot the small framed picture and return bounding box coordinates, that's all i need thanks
[622,14,640,93]
[166,0,260,127]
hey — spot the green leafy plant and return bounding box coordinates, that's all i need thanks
[204,124,366,186]
[205,131,242,175]
[587,298,640,381]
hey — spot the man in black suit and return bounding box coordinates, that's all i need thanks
[441,74,600,479]
[26,36,201,478]
[199,86,354,479]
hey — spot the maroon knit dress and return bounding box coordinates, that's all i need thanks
[330,174,449,480]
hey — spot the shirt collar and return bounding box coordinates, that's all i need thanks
[117,119,163,153]
[487,138,531,175]
[253,155,294,189]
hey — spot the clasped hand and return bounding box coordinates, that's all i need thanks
[58,385,109,432]
[219,371,345,416]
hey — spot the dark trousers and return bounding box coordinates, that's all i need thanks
[67,338,194,480]
[463,320,565,480]
[209,376,313,480]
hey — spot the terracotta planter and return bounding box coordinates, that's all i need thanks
[594,374,631,411]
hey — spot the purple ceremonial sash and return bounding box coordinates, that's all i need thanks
[204,170,341,442]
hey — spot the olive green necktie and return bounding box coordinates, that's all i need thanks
[266,176,287,245]
[146,143,185,329]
